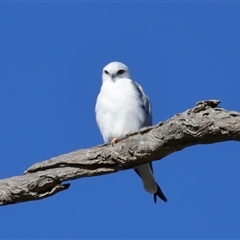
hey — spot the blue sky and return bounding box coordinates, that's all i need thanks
[0,2,240,239]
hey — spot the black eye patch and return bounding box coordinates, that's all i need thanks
[104,70,109,74]
[117,69,125,74]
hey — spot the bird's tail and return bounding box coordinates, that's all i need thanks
[154,184,167,203]
[134,164,167,203]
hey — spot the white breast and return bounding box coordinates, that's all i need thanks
[95,78,149,143]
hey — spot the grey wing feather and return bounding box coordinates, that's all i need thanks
[132,81,167,203]
[149,162,154,173]
[131,81,152,126]
[134,168,140,177]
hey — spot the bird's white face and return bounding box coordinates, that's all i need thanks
[102,62,131,83]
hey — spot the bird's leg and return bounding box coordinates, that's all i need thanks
[111,138,118,145]
[111,132,131,146]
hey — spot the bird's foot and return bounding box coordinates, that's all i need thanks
[111,138,118,145]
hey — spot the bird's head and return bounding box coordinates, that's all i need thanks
[102,61,131,83]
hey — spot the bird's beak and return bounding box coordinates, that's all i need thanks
[110,74,116,79]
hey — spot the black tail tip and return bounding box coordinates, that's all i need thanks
[154,185,167,203]
[154,193,167,203]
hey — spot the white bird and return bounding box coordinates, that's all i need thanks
[95,61,167,203]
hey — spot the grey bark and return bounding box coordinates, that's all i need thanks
[0,100,239,206]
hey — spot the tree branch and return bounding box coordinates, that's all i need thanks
[1,100,240,206]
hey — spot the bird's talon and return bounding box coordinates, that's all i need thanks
[111,138,118,145]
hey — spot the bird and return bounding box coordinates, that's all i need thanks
[95,61,167,203]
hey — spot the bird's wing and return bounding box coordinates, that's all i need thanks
[131,81,168,203]
[149,162,154,173]
[131,80,152,126]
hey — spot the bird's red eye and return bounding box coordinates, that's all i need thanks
[104,70,109,74]
[117,69,125,74]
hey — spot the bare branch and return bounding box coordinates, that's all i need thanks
[1,100,240,206]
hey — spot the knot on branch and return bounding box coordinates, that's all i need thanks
[28,176,60,194]
[193,100,221,113]
[23,175,70,200]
